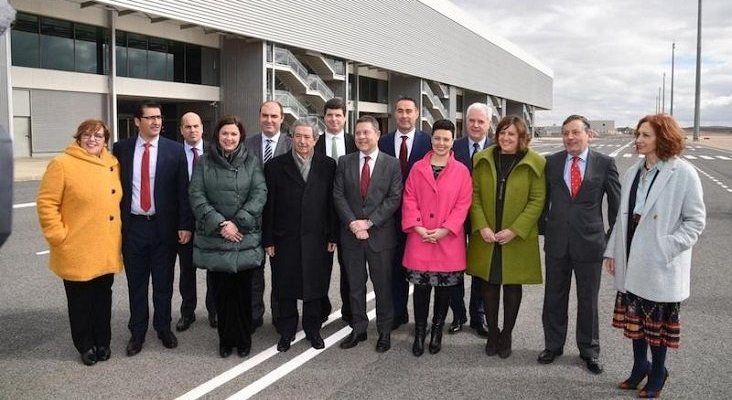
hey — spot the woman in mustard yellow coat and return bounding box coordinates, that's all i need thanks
[37,119,122,366]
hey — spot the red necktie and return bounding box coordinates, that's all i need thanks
[399,135,408,174]
[140,143,151,212]
[570,156,582,198]
[360,156,371,199]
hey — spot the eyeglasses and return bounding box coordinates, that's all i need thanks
[140,115,163,121]
[80,133,105,141]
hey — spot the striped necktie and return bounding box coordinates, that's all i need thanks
[263,139,273,164]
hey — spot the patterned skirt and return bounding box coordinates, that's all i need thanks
[405,269,463,287]
[612,291,681,348]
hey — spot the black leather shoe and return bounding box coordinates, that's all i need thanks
[208,314,218,328]
[95,346,111,361]
[391,314,408,330]
[219,345,232,358]
[126,337,144,357]
[341,313,352,325]
[339,331,367,349]
[81,348,97,366]
[176,316,195,332]
[277,336,294,352]
[375,333,391,353]
[448,318,466,334]
[581,355,604,374]
[470,321,489,337]
[237,345,250,357]
[157,330,178,349]
[537,349,563,364]
[307,334,325,350]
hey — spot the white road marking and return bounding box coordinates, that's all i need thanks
[699,155,714,160]
[35,250,50,255]
[608,140,634,158]
[693,165,732,195]
[177,291,378,400]
[226,308,377,400]
[622,154,632,158]
[685,155,698,160]
[539,151,551,156]
[13,202,36,209]
[717,156,731,160]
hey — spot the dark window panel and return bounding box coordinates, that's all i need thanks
[185,44,202,84]
[127,33,147,78]
[40,17,74,71]
[169,40,185,82]
[115,31,128,77]
[147,37,168,80]
[74,24,100,74]
[201,47,218,85]
[11,30,40,67]
[13,12,39,33]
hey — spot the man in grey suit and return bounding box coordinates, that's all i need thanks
[244,100,292,332]
[538,115,621,374]
[333,116,402,353]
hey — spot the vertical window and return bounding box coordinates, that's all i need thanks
[169,41,185,82]
[115,31,128,77]
[40,17,74,71]
[200,47,219,85]
[10,13,39,68]
[147,37,168,80]
[74,24,101,74]
[127,33,147,79]
[185,44,202,84]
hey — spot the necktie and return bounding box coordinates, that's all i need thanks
[191,147,199,165]
[472,142,480,159]
[399,135,408,174]
[570,156,582,198]
[141,143,151,212]
[263,139,273,164]
[360,156,371,199]
[331,136,339,164]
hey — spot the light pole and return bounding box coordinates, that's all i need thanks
[662,72,666,113]
[693,0,702,141]
[670,42,675,116]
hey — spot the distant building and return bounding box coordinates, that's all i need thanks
[589,120,615,135]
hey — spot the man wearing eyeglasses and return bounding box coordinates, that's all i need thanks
[113,100,192,356]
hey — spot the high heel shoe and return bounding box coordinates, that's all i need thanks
[638,368,669,398]
[618,362,650,390]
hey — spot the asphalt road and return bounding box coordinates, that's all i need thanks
[1,136,730,399]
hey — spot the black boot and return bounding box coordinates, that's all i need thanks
[485,327,500,356]
[413,323,426,356]
[481,282,501,356]
[428,287,450,354]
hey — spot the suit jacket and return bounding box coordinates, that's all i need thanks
[542,148,621,262]
[378,130,431,181]
[333,151,403,252]
[315,132,357,160]
[244,132,292,164]
[113,135,192,244]
[453,135,491,172]
[262,152,337,300]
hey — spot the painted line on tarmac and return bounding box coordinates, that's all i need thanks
[608,140,634,158]
[694,165,732,194]
[13,202,36,209]
[35,250,50,255]
[176,291,377,400]
[227,308,377,399]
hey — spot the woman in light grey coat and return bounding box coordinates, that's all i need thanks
[604,114,705,398]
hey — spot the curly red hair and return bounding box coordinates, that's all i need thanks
[635,114,685,160]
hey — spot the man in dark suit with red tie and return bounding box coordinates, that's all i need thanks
[538,115,621,374]
[315,98,357,324]
[378,96,431,330]
[113,100,192,356]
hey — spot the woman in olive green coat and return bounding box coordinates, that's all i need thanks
[467,115,546,358]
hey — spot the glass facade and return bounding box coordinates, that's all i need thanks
[348,74,388,103]
[11,12,219,85]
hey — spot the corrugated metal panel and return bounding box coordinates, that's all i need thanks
[31,89,107,153]
[94,0,552,109]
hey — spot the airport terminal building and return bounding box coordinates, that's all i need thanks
[1,0,553,157]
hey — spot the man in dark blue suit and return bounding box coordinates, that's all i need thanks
[113,101,192,356]
[448,102,493,337]
[377,96,431,330]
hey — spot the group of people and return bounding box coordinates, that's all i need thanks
[37,96,705,398]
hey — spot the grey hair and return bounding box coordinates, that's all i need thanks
[465,102,492,119]
[291,117,320,138]
[0,0,16,35]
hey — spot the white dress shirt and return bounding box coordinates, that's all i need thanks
[563,147,589,190]
[183,140,203,179]
[393,129,415,159]
[359,148,379,178]
[261,132,281,163]
[325,131,346,160]
[131,135,159,215]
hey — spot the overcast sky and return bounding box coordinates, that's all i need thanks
[453,0,731,128]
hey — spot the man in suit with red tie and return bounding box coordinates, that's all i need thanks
[113,100,192,356]
[538,115,621,374]
[315,98,357,324]
[175,112,216,332]
[334,116,402,352]
[378,96,431,330]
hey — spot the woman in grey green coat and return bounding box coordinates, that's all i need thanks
[189,115,267,358]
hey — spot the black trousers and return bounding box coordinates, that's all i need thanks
[449,276,485,324]
[210,269,253,350]
[177,240,215,319]
[278,297,325,339]
[63,274,114,353]
[122,217,177,338]
[323,246,350,321]
[390,232,409,320]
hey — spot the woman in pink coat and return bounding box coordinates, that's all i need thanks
[402,119,473,356]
